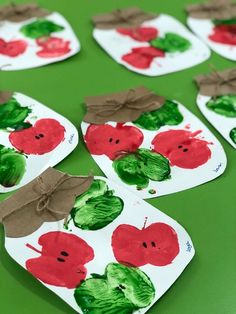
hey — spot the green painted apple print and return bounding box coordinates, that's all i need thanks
[113,148,170,189]
[20,19,64,39]
[133,99,183,131]
[206,95,236,117]
[74,262,155,314]
[0,97,31,130]
[230,128,236,144]
[69,179,124,230]
[0,144,26,187]
[150,32,191,53]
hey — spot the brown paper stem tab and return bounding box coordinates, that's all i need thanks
[0,167,93,238]
[186,0,236,20]
[84,86,165,124]
[195,67,236,97]
[92,7,157,29]
[0,91,13,105]
[0,3,50,22]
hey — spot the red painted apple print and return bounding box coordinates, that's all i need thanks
[152,129,212,169]
[36,37,71,58]
[9,118,65,155]
[112,221,179,267]
[209,24,236,45]
[0,38,27,57]
[84,123,144,160]
[117,27,158,42]
[122,46,165,69]
[26,231,94,289]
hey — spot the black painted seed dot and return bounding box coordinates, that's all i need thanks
[151,241,156,247]
[61,251,69,256]
[178,145,183,149]
[115,139,120,144]
[119,284,126,290]
[142,242,147,248]
[57,257,65,262]
[35,135,40,139]
[39,133,44,138]
[183,148,188,152]
[109,138,113,142]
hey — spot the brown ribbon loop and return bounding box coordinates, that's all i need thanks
[195,67,236,97]
[0,167,93,238]
[83,86,165,124]
[186,0,236,20]
[92,7,157,29]
[0,91,13,105]
[0,3,50,22]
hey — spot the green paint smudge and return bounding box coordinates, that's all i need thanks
[20,19,64,39]
[206,95,236,117]
[0,145,26,187]
[113,148,171,189]
[74,262,155,314]
[230,128,236,144]
[150,32,191,53]
[133,99,183,131]
[213,18,236,25]
[0,97,31,130]
[70,179,124,230]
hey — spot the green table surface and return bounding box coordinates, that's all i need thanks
[0,0,235,313]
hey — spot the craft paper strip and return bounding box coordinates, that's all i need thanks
[81,87,226,199]
[0,92,78,193]
[0,3,80,70]
[92,8,210,76]
[195,68,236,149]
[0,168,194,314]
[187,0,236,61]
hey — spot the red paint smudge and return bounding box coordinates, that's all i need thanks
[84,123,144,160]
[0,38,27,57]
[9,118,65,155]
[26,231,94,289]
[117,27,158,42]
[152,129,212,169]
[36,37,71,58]
[209,24,236,45]
[112,223,179,267]
[122,46,165,69]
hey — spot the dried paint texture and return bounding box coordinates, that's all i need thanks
[152,129,212,169]
[117,27,158,42]
[206,95,236,117]
[74,263,155,314]
[0,97,31,130]
[209,24,236,45]
[26,231,94,289]
[150,33,191,53]
[36,37,71,58]
[133,100,183,130]
[112,222,179,267]
[0,38,27,57]
[0,144,26,187]
[70,179,124,230]
[113,148,170,189]
[9,118,65,155]
[20,19,64,39]
[84,123,144,160]
[230,128,236,144]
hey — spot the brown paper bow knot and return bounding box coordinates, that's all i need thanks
[186,0,236,20]
[0,3,50,22]
[195,67,236,97]
[0,91,13,105]
[92,7,157,29]
[83,86,165,124]
[0,167,93,238]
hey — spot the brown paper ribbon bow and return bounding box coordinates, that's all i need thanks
[195,67,236,97]
[186,0,236,20]
[0,167,93,238]
[0,3,50,22]
[0,91,13,105]
[83,86,165,124]
[92,7,157,29]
